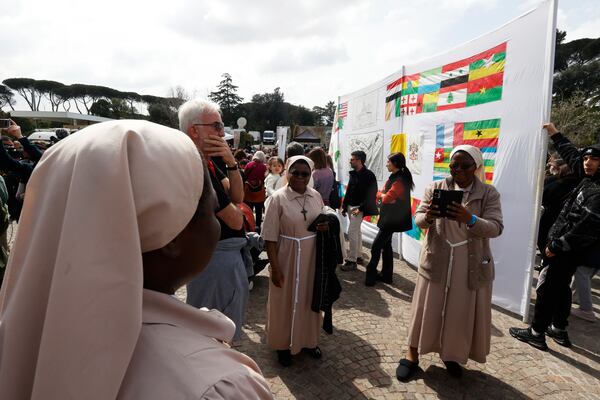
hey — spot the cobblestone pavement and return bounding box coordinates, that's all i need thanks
[185,252,600,399]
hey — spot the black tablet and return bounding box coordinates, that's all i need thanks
[432,189,464,218]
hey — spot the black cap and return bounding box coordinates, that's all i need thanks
[582,145,600,158]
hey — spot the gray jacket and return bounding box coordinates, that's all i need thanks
[415,177,503,290]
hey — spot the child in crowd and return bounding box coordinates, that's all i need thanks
[265,157,284,197]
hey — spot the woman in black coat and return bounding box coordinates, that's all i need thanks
[365,152,414,286]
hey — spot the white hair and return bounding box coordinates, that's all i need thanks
[178,98,221,133]
[252,151,266,163]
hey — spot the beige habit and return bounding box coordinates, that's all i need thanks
[0,120,271,399]
[262,157,324,354]
[408,175,503,364]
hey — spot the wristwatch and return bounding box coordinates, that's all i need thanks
[225,163,238,171]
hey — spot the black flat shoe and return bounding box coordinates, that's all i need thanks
[396,358,419,382]
[304,346,322,359]
[546,326,572,347]
[277,350,292,367]
[376,273,393,284]
[365,276,376,286]
[443,361,463,378]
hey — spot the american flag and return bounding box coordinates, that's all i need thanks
[338,102,348,118]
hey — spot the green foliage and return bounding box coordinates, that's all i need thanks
[147,103,178,128]
[209,73,243,126]
[551,92,600,146]
[553,30,600,105]
[3,78,41,110]
[0,85,15,110]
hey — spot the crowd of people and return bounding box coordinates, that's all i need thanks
[0,99,597,398]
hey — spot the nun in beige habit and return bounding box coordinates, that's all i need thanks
[0,120,272,399]
[397,145,503,381]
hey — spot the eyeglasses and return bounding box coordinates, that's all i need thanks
[449,162,476,170]
[289,171,311,178]
[194,122,225,131]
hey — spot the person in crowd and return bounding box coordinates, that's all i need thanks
[397,145,503,381]
[365,153,414,286]
[262,156,324,367]
[0,174,9,287]
[265,156,285,197]
[308,147,334,206]
[244,151,268,229]
[510,123,600,349]
[0,120,44,221]
[0,120,272,399]
[340,150,378,271]
[234,149,248,181]
[537,154,580,260]
[277,141,314,190]
[178,98,249,341]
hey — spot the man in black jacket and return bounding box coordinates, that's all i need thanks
[340,150,378,271]
[510,123,600,350]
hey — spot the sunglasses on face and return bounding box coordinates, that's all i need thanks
[449,162,476,170]
[194,121,225,131]
[289,170,311,178]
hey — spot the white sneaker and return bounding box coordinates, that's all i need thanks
[571,308,596,322]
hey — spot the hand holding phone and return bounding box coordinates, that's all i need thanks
[0,119,10,129]
[431,189,464,218]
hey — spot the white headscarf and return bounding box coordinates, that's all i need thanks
[450,145,486,183]
[0,120,205,400]
[286,155,314,176]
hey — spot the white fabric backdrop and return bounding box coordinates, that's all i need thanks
[329,0,556,316]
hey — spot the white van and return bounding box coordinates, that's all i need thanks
[262,130,275,144]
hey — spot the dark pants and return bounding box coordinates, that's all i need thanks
[532,254,578,332]
[366,229,395,281]
[245,201,264,229]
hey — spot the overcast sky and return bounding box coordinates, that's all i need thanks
[1,0,598,112]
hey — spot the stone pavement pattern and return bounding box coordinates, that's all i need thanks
[177,255,600,399]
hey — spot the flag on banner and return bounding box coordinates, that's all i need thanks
[383,42,506,119]
[433,118,501,184]
[385,77,403,121]
[405,198,425,241]
[336,101,348,131]
[466,43,506,106]
[391,133,406,154]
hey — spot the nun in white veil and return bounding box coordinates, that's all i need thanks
[0,120,272,399]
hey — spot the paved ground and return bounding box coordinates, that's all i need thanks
[179,250,600,399]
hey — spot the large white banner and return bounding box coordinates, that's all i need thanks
[329,0,556,316]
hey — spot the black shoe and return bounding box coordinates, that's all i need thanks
[304,346,322,359]
[341,261,357,271]
[509,327,548,351]
[365,276,376,286]
[376,273,393,284]
[443,361,463,378]
[396,358,419,382]
[546,326,572,347]
[277,350,292,367]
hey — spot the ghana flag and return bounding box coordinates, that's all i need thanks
[433,118,501,184]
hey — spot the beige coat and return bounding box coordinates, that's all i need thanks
[415,177,503,290]
[119,290,272,399]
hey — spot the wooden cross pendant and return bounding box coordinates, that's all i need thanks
[301,208,307,221]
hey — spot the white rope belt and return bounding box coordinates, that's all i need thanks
[439,239,469,347]
[280,234,317,349]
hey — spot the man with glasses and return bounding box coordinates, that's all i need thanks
[340,150,378,271]
[178,98,249,340]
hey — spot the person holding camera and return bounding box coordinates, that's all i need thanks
[396,145,503,381]
[178,99,249,341]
